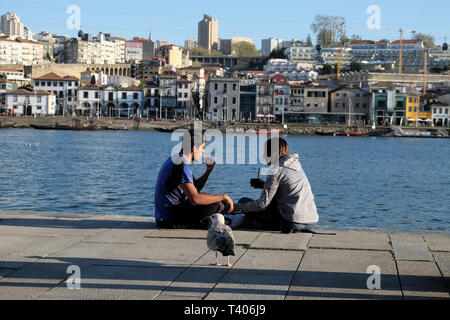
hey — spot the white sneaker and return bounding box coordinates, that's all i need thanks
[229,214,245,229]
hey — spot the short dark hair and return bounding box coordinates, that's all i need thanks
[181,129,206,155]
[265,138,289,159]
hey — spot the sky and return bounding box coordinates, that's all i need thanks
[1,0,449,49]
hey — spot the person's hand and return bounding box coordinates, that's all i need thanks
[222,194,234,214]
[250,178,265,189]
[204,157,216,172]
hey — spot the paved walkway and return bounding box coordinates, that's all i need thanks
[0,210,448,300]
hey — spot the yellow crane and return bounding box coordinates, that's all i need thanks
[376,28,416,73]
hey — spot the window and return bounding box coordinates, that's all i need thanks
[59,82,63,87]
[47,82,51,86]
[414,107,417,112]
[37,96,42,103]
[223,84,227,93]
[41,81,45,86]
[445,108,449,114]
[133,93,139,100]
[178,93,182,98]
[432,108,436,114]
[409,107,412,112]
[214,83,218,90]
[439,108,443,114]
[214,97,218,104]
[13,95,18,102]
[83,92,88,98]
[95,92,99,99]
[184,93,188,98]
[37,106,42,110]
[355,103,360,109]
[122,93,127,99]
[232,97,237,105]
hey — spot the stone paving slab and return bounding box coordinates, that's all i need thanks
[146,229,261,246]
[250,232,311,251]
[433,252,450,288]
[0,235,51,259]
[0,235,87,270]
[205,270,295,300]
[161,265,230,298]
[286,249,402,300]
[390,234,434,261]
[307,231,391,251]
[0,258,70,300]
[423,234,450,252]
[396,260,449,300]
[109,238,209,263]
[37,265,184,300]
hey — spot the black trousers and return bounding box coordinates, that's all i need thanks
[157,200,227,229]
[239,198,304,233]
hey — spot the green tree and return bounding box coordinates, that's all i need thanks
[413,33,436,48]
[232,41,259,56]
[306,34,313,47]
[350,61,363,72]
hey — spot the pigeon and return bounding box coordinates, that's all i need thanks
[207,213,235,267]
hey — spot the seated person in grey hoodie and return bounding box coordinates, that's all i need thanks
[230,138,319,233]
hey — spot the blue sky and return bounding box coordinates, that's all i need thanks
[2,0,449,48]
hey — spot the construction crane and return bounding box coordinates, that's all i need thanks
[376,28,416,73]
[423,48,428,94]
[336,22,345,86]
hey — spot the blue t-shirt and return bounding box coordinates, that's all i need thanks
[154,156,194,223]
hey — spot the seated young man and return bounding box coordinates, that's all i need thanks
[154,129,234,229]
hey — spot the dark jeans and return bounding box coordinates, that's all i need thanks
[157,200,227,230]
[239,198,305,233]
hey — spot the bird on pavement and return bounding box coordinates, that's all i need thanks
[207,213,235,267]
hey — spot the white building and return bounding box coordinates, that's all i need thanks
[77,85,143,117]
[0,38,43,65]
[64,33,127,64]
[176,79,193,119]
[431,103,449,127]
[0,67,25,81]
[33,72,79,116]
[261,38,280,56]
[207,77,240,121]
[1,12,24,38]
[6,89,56,116]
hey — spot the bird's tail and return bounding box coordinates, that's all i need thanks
[221,248,235,257]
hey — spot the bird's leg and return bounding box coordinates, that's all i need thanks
[215,251,222,266]
[227,256,232,267]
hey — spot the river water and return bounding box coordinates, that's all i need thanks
[0,129,448,232]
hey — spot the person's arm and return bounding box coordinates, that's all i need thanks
[234,168,281,213]
[180,182,234,214]
[194,161,215,192]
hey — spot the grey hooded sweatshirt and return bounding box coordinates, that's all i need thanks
[235,154,319,225]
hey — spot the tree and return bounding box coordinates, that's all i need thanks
[269,47,287,59]
[306,34,313,47]
[350,61,363,72]
[311,15,346,47]
[232,41,259,56]
[413,33,435,49]
[322,64,335,74]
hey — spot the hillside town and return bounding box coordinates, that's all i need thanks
[1,12,449,128]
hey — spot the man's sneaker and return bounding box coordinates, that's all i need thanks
[229,214,245,229]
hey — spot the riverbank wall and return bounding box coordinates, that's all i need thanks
[1,116,450,137]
